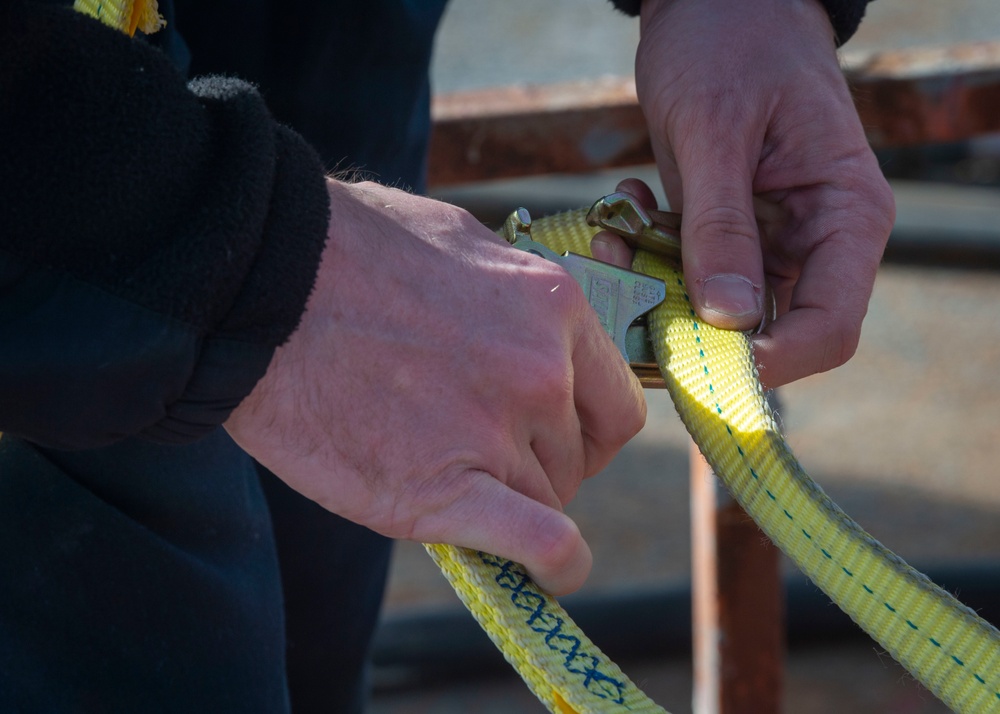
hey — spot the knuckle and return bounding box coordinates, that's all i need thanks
[530,357,575,405]
[541,262,586,310]
[821,315,863,373]
[611,394,648,445]
[852,174,896,237]
[686,204,759,248]
[624,395,648,439]
[527,516,582,576]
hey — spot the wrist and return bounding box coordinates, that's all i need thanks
[810,0,870,45]
[634,0,863,46]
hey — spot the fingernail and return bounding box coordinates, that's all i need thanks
[701,274,761,318]
[590,234,620,265]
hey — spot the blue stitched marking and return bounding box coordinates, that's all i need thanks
[863,584,874,594]
[907,620,919,630]
[765,489,776,501]
[975,674,985,684]
[952,656,965,667]
[885,603,897,613]
[750,467,759,480]
[802,529,812,539]
[930,638,941,648]
[821,549,833,559]
[479,554,627,705]
[842,567,853,577]
[736,446,744,456]
[784,510,793,520]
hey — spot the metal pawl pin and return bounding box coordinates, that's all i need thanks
[502,207,533,245]
[502,207,562,261]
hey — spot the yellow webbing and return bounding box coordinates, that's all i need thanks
[73,0,164,37]
[60,3,995,698]
[426,208,1000,713]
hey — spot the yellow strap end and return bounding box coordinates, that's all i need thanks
[73,0,165,36]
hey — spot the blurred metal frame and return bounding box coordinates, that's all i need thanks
[429,41,1000,188]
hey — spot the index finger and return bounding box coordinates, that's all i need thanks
[409,469,594,596]
[570,307,648,477]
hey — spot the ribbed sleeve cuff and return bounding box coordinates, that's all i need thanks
[608,0,872,45]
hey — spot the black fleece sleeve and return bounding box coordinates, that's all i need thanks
[610,0,873,46]
[0,1,330,448]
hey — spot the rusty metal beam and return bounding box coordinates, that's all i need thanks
[429,76,651,187]
[428,41,1000,187]
[690,442,785,714]
[845,42,1000,148]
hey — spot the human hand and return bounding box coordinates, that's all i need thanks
[613,0,895,388]
[225,180,646,595]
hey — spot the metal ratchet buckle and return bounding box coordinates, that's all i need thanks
[502,192,684,389]
[588,191,777,336]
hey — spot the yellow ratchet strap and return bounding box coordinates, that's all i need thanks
[426,206,1000,713]
[73,0,165,37]
[63,0,995,701]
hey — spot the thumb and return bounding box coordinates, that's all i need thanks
[673,145,766,332]
[415,471,593,596]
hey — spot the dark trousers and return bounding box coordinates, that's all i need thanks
[0,431,391,713]
[1,3,442,710]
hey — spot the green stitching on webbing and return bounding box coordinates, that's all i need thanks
[671,267,998,707]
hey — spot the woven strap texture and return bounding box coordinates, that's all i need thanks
[73,0,165,36]
[63,5,999,704]
[427,208,1000,714]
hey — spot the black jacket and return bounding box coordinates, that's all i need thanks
[0,1,328,447]
[0,0,446,448]
[0,0,870,450]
